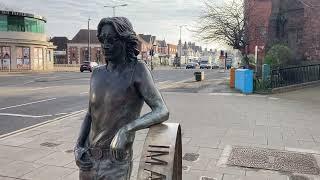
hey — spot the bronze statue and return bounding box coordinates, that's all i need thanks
[74,17,169,180]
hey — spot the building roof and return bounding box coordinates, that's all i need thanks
[50,37,69,51]
[156,40,167,47]
[69,29,100,44]
[138,34,156,44]
[137,35,147,44]
[139,34,151,43]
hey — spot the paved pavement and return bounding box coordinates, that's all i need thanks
[0,68,228,135]
[0,86,320,179]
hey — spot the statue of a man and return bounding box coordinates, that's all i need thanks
[74,17,169,180]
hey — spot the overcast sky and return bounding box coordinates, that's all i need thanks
[0,0,224,49]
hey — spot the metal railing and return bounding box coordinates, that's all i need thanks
[271,64,320,88]
[0,67,31,72]
[53,64,80,72]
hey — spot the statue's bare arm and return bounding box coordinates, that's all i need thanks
[128,62,169,131]
[76,110,92,148]
[74,73,93,170]
[111,63,169,160]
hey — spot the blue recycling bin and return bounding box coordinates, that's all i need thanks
[235,69,253,94]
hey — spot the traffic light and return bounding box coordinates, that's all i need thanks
[149,49,154,56]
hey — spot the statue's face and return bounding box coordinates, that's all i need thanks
[99,24,125,63]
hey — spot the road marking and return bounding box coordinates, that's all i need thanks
[157,78,194,90]
[55,112,69,116]
[0,113,53,118]
[157,80,171,84]
[269,97,280,100]
[0,109,86,139]
[23,80,34,85]
[23,77,42,85]
[0,111,81,118]
[80,92,89,95]
[0,98,57,111]
[25,87,53,91]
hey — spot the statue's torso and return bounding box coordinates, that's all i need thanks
[88,63,144,147]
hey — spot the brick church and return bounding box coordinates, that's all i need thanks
[246,0,320,65]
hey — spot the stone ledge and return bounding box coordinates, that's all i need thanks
[272,80,320,94]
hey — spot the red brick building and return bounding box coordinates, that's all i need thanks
[156,40,168,55]
[269,0,320,62]
[245,0,273,64]
[67,29,103,64]
[137,34,156,61]
[167,44,177,56]
[246,0,320,64]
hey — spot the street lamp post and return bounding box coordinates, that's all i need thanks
[150,44,156,71]
[179,25,187,67]
[104,4,128,17]
[88,17,91,62]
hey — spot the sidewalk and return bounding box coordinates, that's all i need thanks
[1,92,320,180]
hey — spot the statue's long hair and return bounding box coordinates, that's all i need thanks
[97,17,140,63]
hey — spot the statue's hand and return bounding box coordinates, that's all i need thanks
[110,127,132,161]
[74,146,93,171]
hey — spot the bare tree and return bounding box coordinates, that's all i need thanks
[196,0,263,66]
[197,0,246,48]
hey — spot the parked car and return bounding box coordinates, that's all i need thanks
[186,62,198,69]
[199,62,212,69]
[211,62,219,69]
[80,61,98,72]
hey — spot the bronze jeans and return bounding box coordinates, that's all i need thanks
[79,148,132,180]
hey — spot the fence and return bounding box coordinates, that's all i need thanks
[0,67,32,72]
[0,64,81,73]
[53,64,80,72]
[270,64,320,89]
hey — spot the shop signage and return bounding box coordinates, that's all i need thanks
[0,10,46,22]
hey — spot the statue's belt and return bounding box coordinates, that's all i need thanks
[88,147,132,162]
[88,147,111,160]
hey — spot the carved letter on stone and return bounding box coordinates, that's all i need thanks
[146,145,169,165]
[137,123,182,180]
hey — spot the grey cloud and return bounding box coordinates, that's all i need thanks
[0,0,213,45]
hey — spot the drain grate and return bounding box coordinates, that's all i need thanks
[227,146,320,175]
[289,175,309,180]
[183,153,199,162]
[40,142,60,147]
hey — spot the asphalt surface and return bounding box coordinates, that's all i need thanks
[0,68,228,135]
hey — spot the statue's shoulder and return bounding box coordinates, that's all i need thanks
[135,60,148,70]
[92,65,106,73]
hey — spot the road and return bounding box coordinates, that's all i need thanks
[0,68,228,135]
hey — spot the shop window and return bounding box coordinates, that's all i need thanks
[0,15,7,31]
[46,50,51,62]
[7,16,25,32]
[16,47,30,69]
[0,47,11,70]
[34,48,44,70]
[24,17,45,33]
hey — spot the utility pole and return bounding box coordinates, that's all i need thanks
[88,17,91,62]
[112,7,116,17]
[179,25,186,67]
[104,4,128,17]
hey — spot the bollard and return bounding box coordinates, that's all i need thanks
[262,64,271,82]
[230,67,235,88]
[194,71,204,81]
